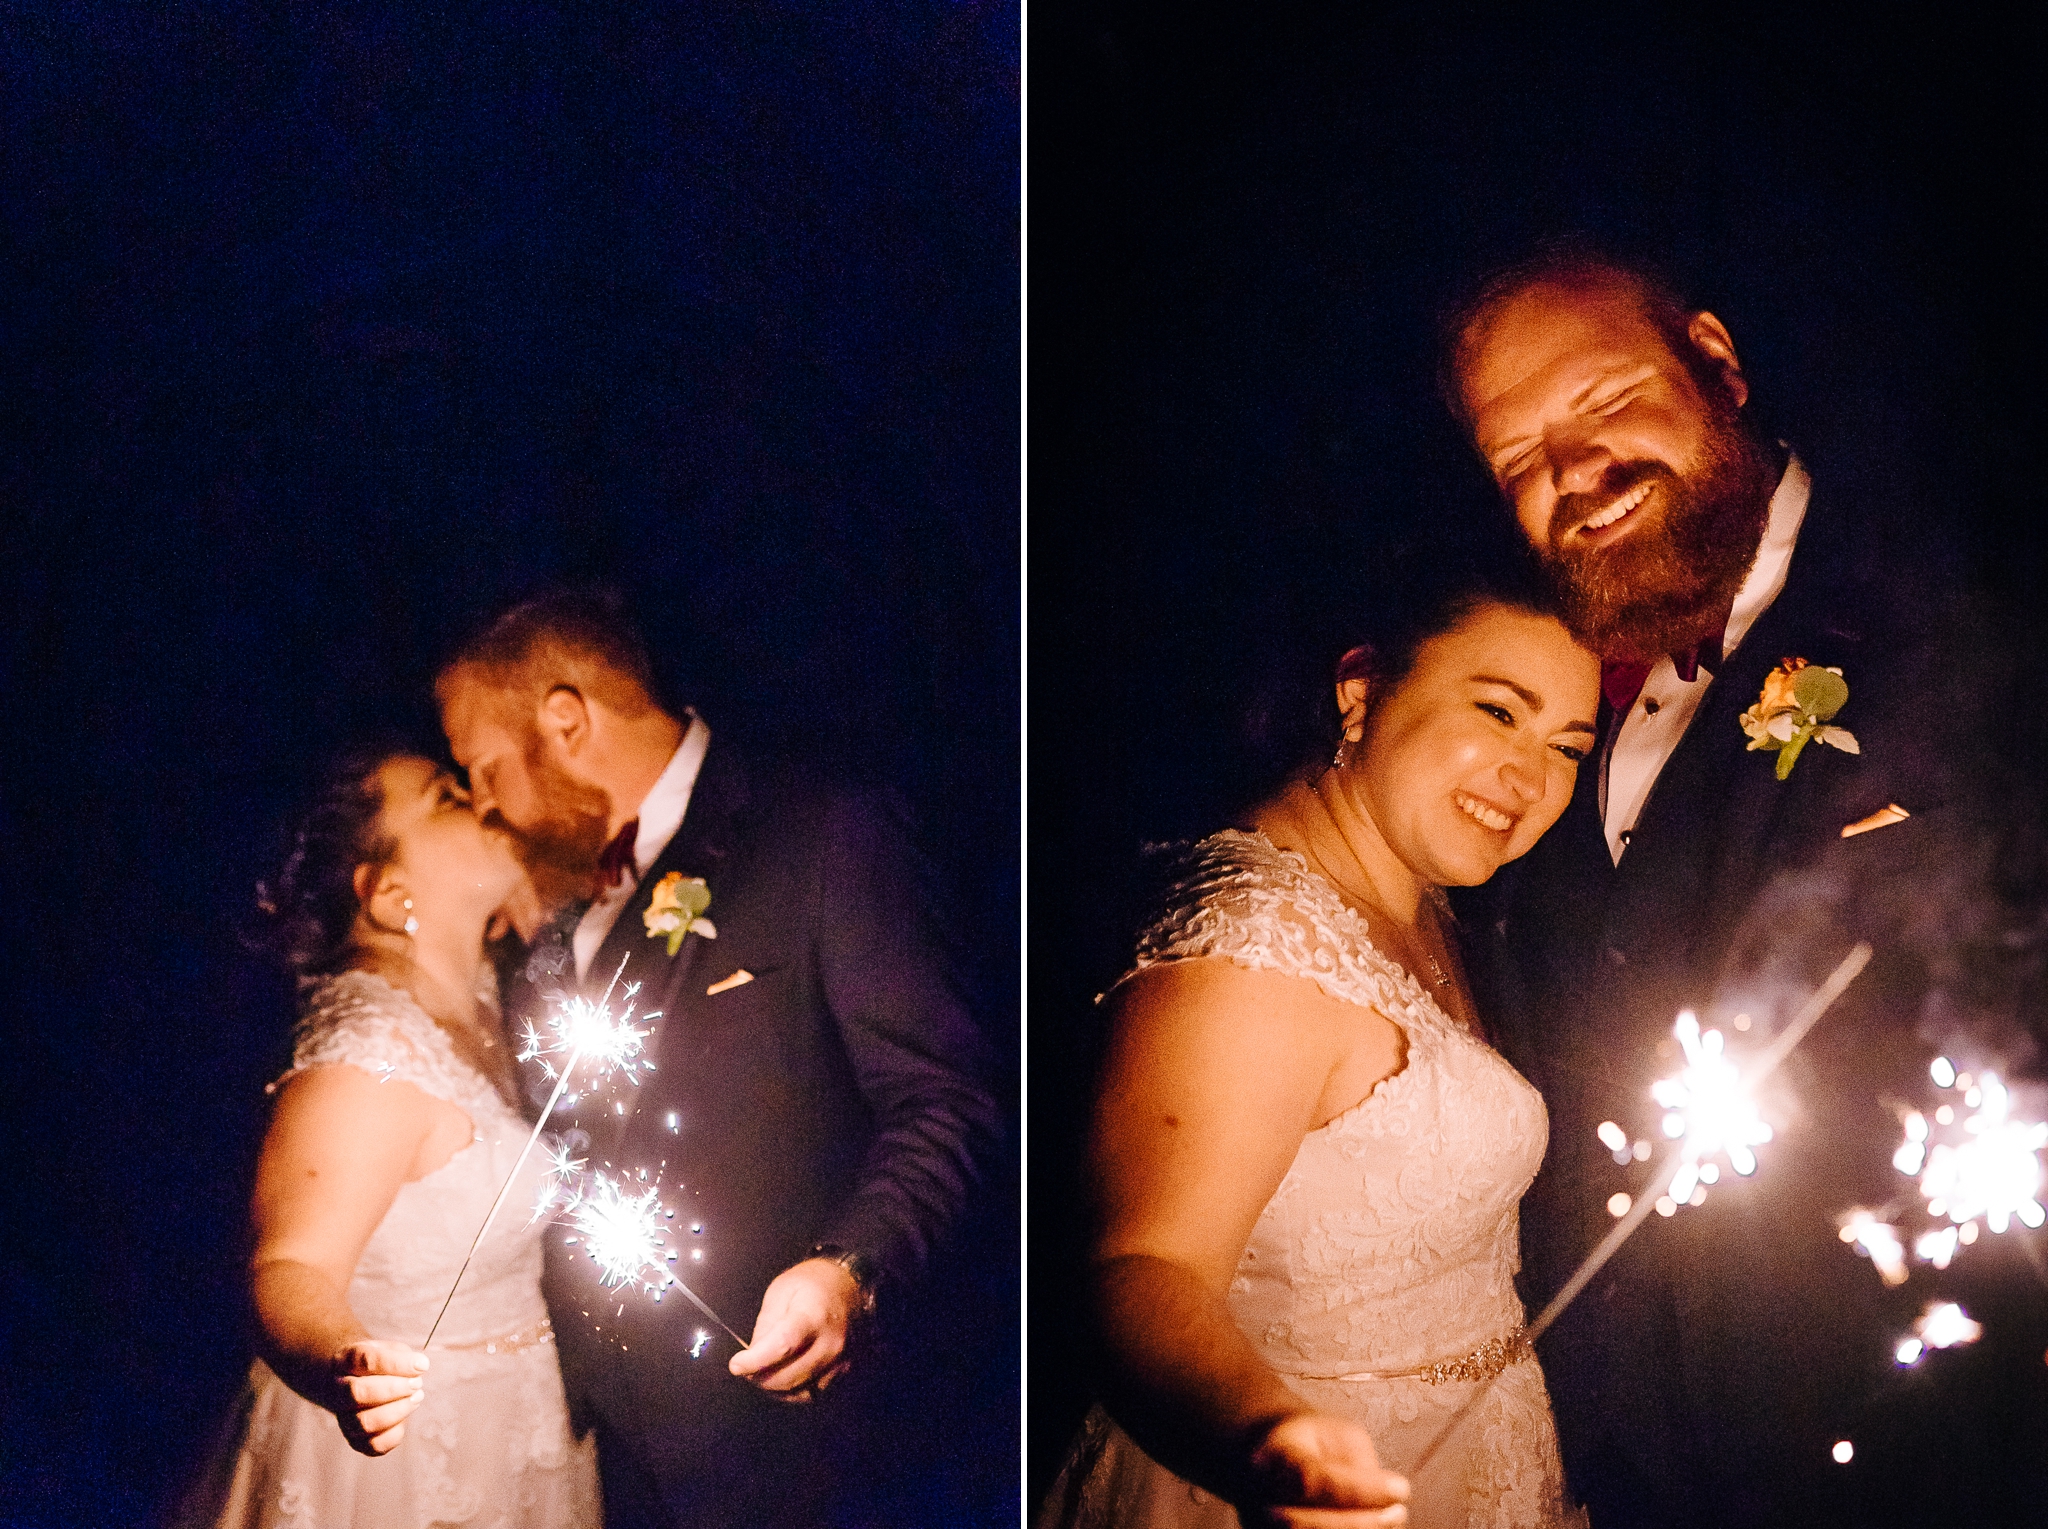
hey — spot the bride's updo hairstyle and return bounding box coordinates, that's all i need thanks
[256,746,405,986]
[1242,533,1561,791]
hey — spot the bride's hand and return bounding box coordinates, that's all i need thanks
[1239,1412,1411,1528]
[330,1339,430,1456]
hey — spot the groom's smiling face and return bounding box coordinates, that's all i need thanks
[1457,277,1780,662]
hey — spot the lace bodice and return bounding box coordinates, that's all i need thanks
[278,970,550,1350]
[1043,832,1576,1529]
[1125,830,1548,1378]
[194,971,597,1529]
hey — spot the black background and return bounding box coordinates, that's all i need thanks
[1028,1,2047,1502]
[0,5,1017,1525]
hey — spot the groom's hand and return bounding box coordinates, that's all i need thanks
[728,1257,861,1401]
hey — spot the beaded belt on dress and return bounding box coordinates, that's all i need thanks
[433,1314,557,1355]
[1296,1325,1528,1386]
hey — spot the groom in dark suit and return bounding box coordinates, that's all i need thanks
[437,589,1000,1527]
[1448,249,2048,1527]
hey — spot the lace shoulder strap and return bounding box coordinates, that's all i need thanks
[278,970,501,1117]
[1124,830,1453,1036]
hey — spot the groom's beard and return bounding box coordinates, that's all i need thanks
[1539,410,1779,663]
[497,736,613,914]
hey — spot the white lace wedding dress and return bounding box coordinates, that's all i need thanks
[1043,832,1581,1529]
[199,971,599,1529]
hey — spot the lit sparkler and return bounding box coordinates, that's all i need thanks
[1642,1010,1778,1212]
[516,981,658,1089]
[1902,1062,2047,1237]
[422,953,657,1347]
[557,1169,748,1347]
[566,1171,673,1290]
[1840,1056,2047,1291]
[1410,944,1874,1480]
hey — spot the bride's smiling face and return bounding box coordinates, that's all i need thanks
[1344,604,1599,887]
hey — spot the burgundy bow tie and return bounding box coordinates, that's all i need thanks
[597,819,640,888]
[1599,638,1724,715]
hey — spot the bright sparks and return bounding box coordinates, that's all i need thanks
[1888,1063,2047,1272]
[517,983,659,1089]
[1836,1208,1908,1286]
[565,1172,675,1293]
[1916,1300,1983,1349]
[1645,1011,1775,1208]
[530,1137,587,1222]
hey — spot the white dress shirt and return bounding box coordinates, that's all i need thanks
[574,713,712,980]
[1602,457,1811,865]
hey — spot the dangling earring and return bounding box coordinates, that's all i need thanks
[402,897,418,936]
[1332,719,1363,771]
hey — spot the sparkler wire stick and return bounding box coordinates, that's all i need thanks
[421,952,634,1349]
[663,1275,750,1348]
[1407,942,1873,1481]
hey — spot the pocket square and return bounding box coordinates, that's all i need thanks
[706,969,755,996]
[1841,803,1910,839]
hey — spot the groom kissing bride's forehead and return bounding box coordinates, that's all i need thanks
[1448,246,1785,666]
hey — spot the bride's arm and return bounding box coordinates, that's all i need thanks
[249,1064,443,1455]
[1088,960,1411,1528]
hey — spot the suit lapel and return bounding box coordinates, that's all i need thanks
[1604,485,1867,969]
[583,738,751,1011]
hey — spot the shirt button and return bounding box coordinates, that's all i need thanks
[1644,698,1661,715]
[1619,830,1633,846]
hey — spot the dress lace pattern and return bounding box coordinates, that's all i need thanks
[195,971,599,1529]
[1043,832,1581,1529]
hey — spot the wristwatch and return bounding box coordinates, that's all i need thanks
[808,1242,880,1316]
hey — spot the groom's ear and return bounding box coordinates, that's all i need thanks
[538,685,592,757]
[1686,311,1748,410]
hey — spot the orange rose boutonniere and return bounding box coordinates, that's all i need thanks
[1739,658,1860,780]
[644,872,718,955]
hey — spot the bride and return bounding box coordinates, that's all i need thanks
[1043,575,1598,1528]
[195,749,599,1526]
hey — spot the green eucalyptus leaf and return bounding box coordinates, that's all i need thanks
[678,880,712,916]
[1792,666,1849,720]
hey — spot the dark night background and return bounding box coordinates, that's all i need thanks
[1029,1,2048,1509]
[0,5,1017,1526]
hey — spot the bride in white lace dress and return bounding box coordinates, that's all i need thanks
[189,751,598,1528]
[1042,588,1598,1529]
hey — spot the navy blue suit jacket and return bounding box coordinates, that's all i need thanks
[516,737,1000,1524]
[1465,483,2048,1527]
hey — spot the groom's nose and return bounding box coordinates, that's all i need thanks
[1551,435,1616,498]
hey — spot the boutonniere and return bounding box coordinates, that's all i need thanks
[1739,658,1860,780]
[644,871,718,955]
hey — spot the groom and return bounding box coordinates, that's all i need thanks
[1448,248,2046,1526]
[437,588,1000,1527]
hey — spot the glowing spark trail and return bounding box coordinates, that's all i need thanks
[1647,1010,1777,1210]
[1847,1058,2048,1293]
[559,1171,747,1347]
[422,953,655,1348]
[1906,1065,2046,1237]
[1408,944,1873,1482]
